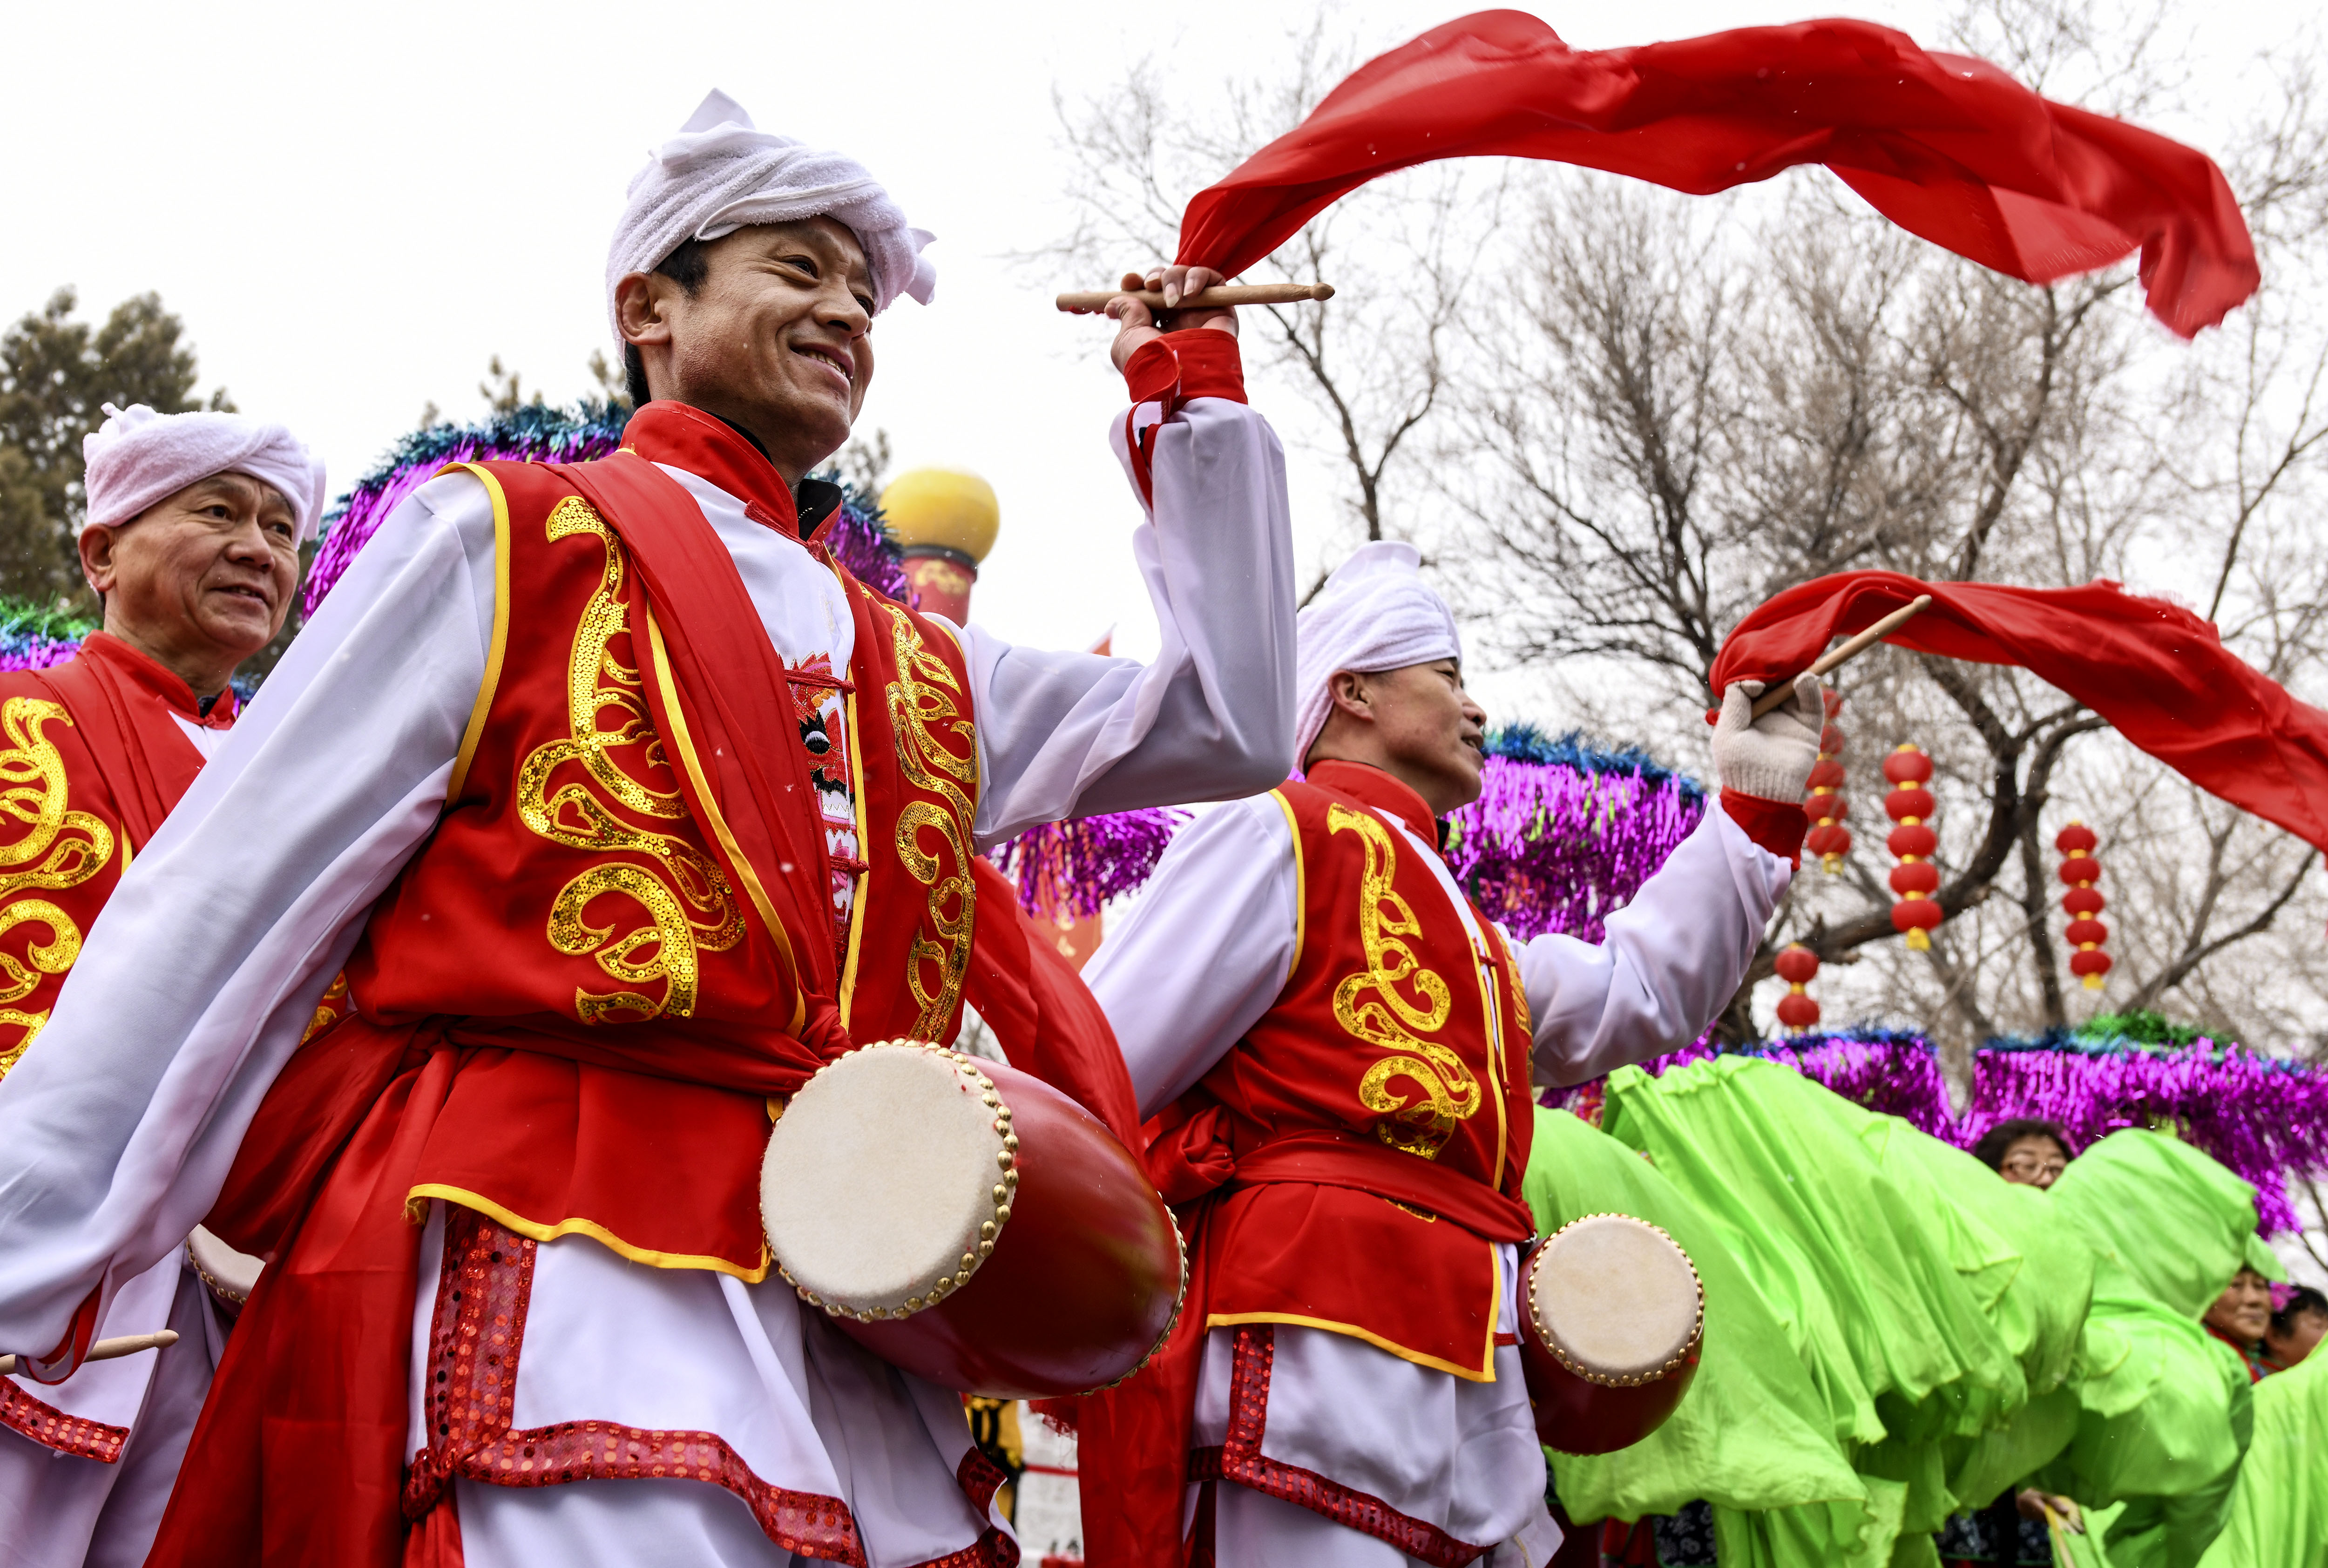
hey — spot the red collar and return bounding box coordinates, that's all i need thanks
[1305,759,1440,845]
[79,630,237,728]
[620,401,801,536]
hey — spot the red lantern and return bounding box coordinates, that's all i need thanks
[1773,942,1821,1032]
[1802,689,1851,874]
[2057,821,2110,989]
[1884,743,1942,950]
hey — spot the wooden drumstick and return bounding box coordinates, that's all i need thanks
[1055,282,1337,313]
[0,1330,178,1378]
[1747,595,1933,720]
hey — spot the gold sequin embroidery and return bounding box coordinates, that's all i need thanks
[883,605,978,1039]
[0,697,114,1078]
[1326,804,1480,1159]
[518,497,743,1022]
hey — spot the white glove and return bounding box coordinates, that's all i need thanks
[1711,673,1824,803]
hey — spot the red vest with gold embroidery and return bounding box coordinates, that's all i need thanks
[0,635,243,1081]
[338,409,983,1277]
[1159,760,1536,1378]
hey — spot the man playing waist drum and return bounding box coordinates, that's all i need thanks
[0,403,324,1567]
[0,89,1296,1566]
[1082,541,1820,1567]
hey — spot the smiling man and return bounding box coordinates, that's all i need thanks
[1082,541,1820,1567]
[0,90,1293,1567]
[0,402,322,1567]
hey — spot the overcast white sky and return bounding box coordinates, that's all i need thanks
[2,0,2312,728]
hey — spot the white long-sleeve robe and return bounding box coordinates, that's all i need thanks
[1082,787,1790,1565]
[0,392,1294,1567]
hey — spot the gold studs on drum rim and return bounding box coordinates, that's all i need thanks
[184,1238,253,1306]
[765,1040,1021,1321]
[1527,1213,1705,1389]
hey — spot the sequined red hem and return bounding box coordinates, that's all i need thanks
[934,1448,1022,1567]
[1189,1325,1488,1568]
[401,1209,873,1563]
[0,1376,129,1462]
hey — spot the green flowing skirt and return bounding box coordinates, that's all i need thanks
[2196,1347,2328,1568]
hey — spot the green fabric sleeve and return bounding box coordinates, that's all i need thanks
[2244,1233,2290,1285]
[2194,1349,2328,1568]
[2048,1131,2264,1319]
[1522,1106,1868,1524]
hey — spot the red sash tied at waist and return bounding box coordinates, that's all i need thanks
[1225,1130,1536,1245]
[209,1008,826,1278]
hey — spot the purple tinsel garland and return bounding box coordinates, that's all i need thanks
[1552,1029,2328,1235]
[1964,1041,2328,1235]
[0,636,83,672]
[1442,755,1703,942]
[980,740,1708,936]
[985,808,1189,919]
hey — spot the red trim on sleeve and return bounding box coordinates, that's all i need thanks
[1120,338,1183,406]
[1164,328,1247,404]
[1117,330,1248,408]
[1721,788,1808,867]
[1118,330,1251,512]
[18,1286,102,1385]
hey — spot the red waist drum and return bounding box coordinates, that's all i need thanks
[759,1041,1185,1399]
[1518,1213,1704,1455]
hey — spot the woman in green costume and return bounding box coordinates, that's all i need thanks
[2194,1339,2328,1568]
[1532,1055,2280,1568]
[1934,1119,2087,1568]
[1523,1104,1893,1568]
[2044,1129,2280,1568]
[1529,1056,2096,1566]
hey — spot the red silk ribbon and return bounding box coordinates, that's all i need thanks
[1711,571,2328,854]
[1175,10,2257,338]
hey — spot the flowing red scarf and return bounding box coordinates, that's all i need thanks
[1175,10,2256,338]
[1711,571,2328,854]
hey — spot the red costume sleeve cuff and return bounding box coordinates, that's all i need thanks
[1720,788,1807,867]
[1164,329,1247,404]
[1117,330,1248,407]
[1121,338,1182,406]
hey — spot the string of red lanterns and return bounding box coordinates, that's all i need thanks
[1803,689,1850,874]
[2057,822,2110,990]
[1773,942,1821,1032]
[1884,743,1943,950]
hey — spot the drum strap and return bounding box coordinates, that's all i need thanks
[1229,1130,1535,1244]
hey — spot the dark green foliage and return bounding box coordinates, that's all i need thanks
[2074,1008,2214,1048]
[0,288,233,608]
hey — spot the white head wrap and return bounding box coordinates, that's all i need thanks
[80,403,326,542]
[606,88,936,340]
[1295,541,1463,766]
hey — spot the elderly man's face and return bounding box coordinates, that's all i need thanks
[627,217,874,485]
[81,471,300,691]
[2204,1267,2274,1344]
[1313,659,1488,818]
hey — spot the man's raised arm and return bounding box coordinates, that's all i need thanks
[958,268,1298,846]
[1524,679,1823,1086]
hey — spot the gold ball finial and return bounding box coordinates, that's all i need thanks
[880,469,1000,566]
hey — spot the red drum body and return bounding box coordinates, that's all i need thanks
[760,1041,1184,1399]
[1518,1213,1704,1455]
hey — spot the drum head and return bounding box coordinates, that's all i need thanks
[186,1224,264,1304]
[761,1043,1011,1317]
[1529,1214,1701,1385]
